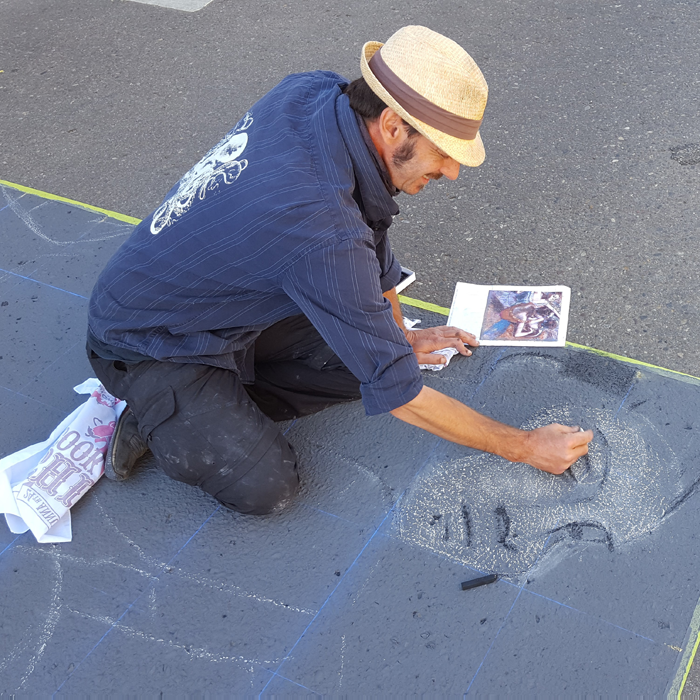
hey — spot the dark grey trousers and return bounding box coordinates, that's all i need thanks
[87,315,361,514]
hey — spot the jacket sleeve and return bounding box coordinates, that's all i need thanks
[281,236,423,415]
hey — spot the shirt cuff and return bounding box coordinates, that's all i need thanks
[360,353,424,416]
[379,255,402,293]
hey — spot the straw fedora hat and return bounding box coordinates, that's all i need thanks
[360,26,488,167]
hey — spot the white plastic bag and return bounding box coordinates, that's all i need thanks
[0,379,125,543]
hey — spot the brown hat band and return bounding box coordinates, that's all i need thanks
[368,49,483,141]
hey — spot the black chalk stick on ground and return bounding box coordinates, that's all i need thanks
[461,573,498,590]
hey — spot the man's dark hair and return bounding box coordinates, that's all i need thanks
[343,77,389,120]
[343,77,418,137]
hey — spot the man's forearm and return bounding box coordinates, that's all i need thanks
[383,287,406,332]
[391,385,529,462]
[390,385,592,473]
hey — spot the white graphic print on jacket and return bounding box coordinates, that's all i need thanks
[150,113,253,235]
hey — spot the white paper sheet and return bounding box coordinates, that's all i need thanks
[447,283,571,347]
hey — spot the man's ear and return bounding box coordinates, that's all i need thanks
[378,108,407,146]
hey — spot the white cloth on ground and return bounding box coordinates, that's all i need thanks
[0,379,125,543]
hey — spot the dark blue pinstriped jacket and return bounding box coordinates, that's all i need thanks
[87,71,423,415]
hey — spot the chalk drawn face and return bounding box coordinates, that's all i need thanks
[150,112,254,235]
[393,405,686,582]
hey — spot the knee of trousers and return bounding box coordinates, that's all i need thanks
[212,433,300,516]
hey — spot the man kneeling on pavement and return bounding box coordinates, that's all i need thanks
[87,26,593,514]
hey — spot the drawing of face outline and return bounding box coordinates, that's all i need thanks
[393,404,688,582]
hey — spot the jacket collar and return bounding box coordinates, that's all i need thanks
[336,92,400,224]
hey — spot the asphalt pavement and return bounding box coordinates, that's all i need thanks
[2,192,700,694]
[2,0,700,694]
[2,0,699,375]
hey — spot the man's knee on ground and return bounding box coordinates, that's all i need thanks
[215,437,300,516]
[218,467,300,515]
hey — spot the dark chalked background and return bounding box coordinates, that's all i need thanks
[1,0,700,695]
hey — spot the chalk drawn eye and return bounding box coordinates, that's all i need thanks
[495,504,518,552]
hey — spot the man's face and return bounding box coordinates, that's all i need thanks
[385,131,461,195]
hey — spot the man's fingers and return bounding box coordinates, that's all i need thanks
[439,340,473,357]
[557,423,594,442]
[526,423,594,473]
[434,336,476,356]
[446,339,472,356]
[561,430,593,468]
[421,326,479,347]
[461,332,480,347]
[554,423,581,433]
[570,439,591,460]
[410,336,475,357]
[451,329,479,347]
[442,326,479,347]
[415,352,446,365]
[570,428,594,446]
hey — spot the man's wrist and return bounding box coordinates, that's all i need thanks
[499,427,531,464]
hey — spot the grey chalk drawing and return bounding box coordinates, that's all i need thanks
[393,405,694,582]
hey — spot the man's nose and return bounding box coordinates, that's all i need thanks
[441,157,460,181]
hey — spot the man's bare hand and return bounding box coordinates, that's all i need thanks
[520,424,593,474]
[405,326,479,365]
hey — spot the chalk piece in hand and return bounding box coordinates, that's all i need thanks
[461,573,498,591]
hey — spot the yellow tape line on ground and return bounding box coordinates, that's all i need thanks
[679,629,700,697]
[565,341,700,382]
[668,603,700,698]
[0,179,692,385]
[397,294,450,316]
[1,181,697,381]
[0,179,142,225]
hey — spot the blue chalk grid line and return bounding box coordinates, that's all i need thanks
[464,524,561,696]
[259,348,509,695]
[0,267,88,300]
[0,534,23,559]
[258,443,441,697]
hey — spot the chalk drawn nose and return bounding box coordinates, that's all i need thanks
[568,426,610,488]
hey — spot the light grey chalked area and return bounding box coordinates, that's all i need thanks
[2,188,700,695]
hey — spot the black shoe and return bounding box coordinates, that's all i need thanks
[104,406,148,481]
